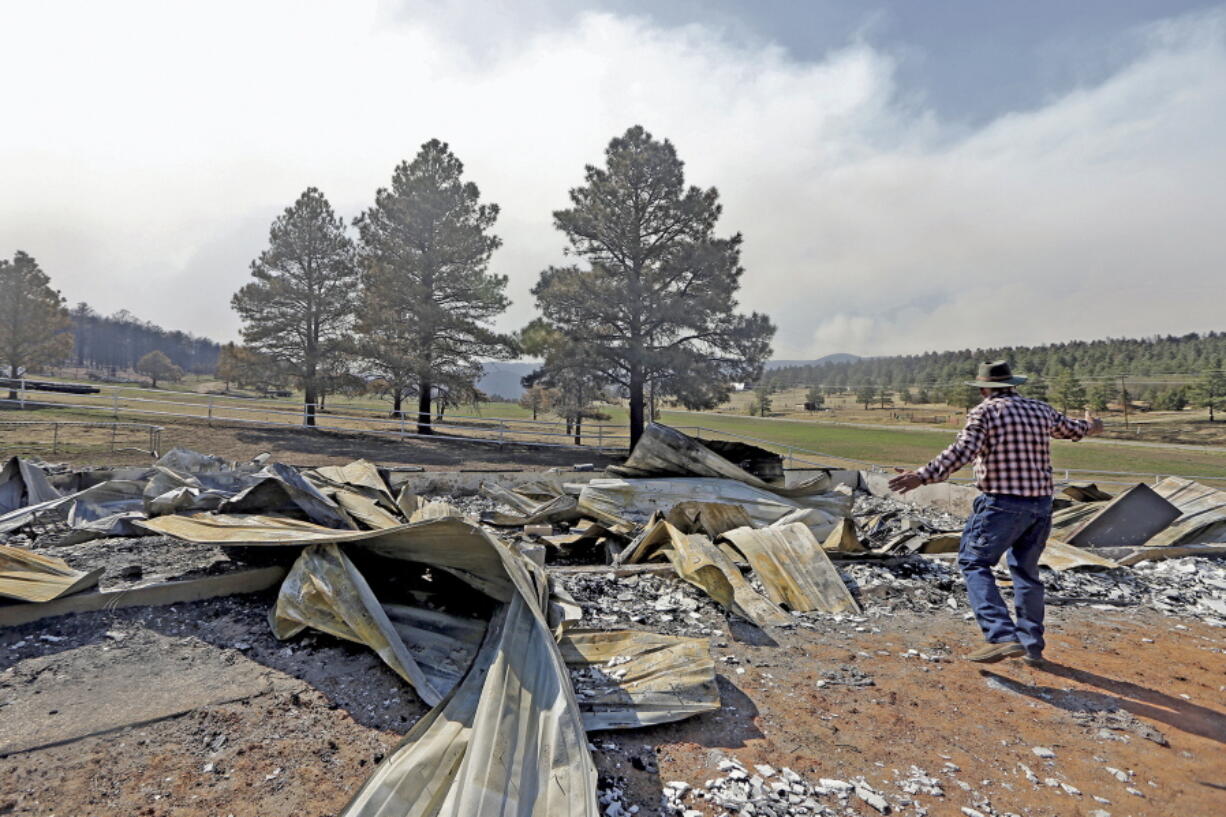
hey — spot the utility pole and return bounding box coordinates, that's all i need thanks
[1119,374,1130,432]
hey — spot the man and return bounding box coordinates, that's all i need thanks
[889,361,1103,664]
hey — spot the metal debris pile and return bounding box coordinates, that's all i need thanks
[553,570,727,637]
[3,422,1226,816]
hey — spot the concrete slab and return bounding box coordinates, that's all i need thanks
[0,630,272,756]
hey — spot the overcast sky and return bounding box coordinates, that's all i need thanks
[2,1,1223,359]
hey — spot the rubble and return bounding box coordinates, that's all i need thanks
[2,423,1225,816]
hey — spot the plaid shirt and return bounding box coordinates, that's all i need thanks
[916,391,1091,496]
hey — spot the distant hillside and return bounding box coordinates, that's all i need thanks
[477,361,540,400]
[480,355,860,399]
[765,353,859,370]
[762,332,1226,400]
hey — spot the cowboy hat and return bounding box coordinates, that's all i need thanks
[966,360,1028,388]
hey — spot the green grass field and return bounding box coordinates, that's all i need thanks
[650,409,1226,485]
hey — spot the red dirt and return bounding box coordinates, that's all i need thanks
[2,598,1221,817]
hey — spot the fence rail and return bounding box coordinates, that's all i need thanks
[5,378,1224,487]
[1,378,629,451]
[0,420,163,456]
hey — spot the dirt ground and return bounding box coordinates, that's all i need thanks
[2,589,1222,817]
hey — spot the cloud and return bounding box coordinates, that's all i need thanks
[0,2,1222,359]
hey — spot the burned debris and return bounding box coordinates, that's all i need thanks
[1,425,1224,815]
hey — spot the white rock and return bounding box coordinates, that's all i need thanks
[855,786,890,813]
[1032,746,1056,758]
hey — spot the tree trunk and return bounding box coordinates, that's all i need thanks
[392,389,402,418]
[7,364,17,402]
[304,383,317,427]
[629,365,645,450]
[417,380,433,435]
[573,414,582,446]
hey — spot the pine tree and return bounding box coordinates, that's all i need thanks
[946,384,981,412]
[215,343,242,391]
[1191,363,1226,422]
[1049,370,1087,414]
[355,140,514,434]
[232,188,357,426]
[532,126,774,448]
[1024,377,1048,402]
[751,386,773,417]
[856,383,877,410]
[519,319,609,444]
[0,251,73,400]
[1153,386,1188,411]
[1088,382,1114,412]
[518,384,556,421]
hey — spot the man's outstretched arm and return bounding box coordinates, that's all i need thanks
[889,410,987,494]
[1052,408,1103,440]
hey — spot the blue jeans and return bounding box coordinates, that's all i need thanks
[957,493,1052,657]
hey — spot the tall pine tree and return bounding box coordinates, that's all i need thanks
[231,188,357,426]
[355,140,514,434]
[533,126,774,448]
[1191,362,1226,422]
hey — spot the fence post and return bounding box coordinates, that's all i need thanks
[597,424,603,450]
[112,391,120,420]
[207,396,214,428]
[110,422,117,453]
[399,412,405,438]
[52,423,59,454]
[18,379,25,410]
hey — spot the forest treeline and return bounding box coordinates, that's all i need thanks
[68,304,221,375]
[765,334,1226,391]
[758,333,1226,418]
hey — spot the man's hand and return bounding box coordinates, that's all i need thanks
[1084,409,1104,436]
[888,468,923,494]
